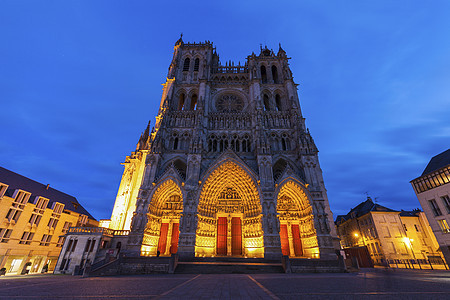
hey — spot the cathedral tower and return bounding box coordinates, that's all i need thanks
[108,37,339,260]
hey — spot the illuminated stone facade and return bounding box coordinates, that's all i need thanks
[107,37,339,260]
[411,149,450,265]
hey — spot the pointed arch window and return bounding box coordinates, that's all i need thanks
[178,93,185,110]
[271,65,279,83]
[183,58,190,71]
[190,94,198,110]
[261,65,267,84]
[194,58,200,72]
[263,94,270,111]
[275,94,282,111]
[173,138,179,150]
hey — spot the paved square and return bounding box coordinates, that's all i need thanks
[0,269,449,299]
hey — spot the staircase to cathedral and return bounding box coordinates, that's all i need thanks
[174,257,285,274]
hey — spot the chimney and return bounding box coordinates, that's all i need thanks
[46,184,50,190]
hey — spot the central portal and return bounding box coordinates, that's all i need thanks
[216,216,242,256]
[195,161,264,258]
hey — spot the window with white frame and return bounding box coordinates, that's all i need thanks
[19,231,34,244]
[0,228,12,243]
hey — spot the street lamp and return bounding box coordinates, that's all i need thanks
[404,237,421,269]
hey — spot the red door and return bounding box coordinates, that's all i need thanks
[280,224,290,256]
[291,224,303,256]
[158,223,169,255]
[217,217,227,255]
[170,223,179,254]
[231,217,242,256]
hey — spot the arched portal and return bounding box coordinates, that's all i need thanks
[195,161,263,258]
[277,180,319,258]
[141,179,183,256]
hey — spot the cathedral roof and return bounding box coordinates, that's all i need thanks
[0,166,96,220]
[421,149,450,176]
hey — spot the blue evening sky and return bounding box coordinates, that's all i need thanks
[1,1,449,220]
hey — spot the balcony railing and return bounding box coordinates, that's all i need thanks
[68,227,130,236]
[211,66,248,74]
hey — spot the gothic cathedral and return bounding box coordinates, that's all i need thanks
[107,37,339,260]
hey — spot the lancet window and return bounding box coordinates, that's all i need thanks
[170,132,191,151]
[263,94,270,111]
[178,93,185,110]
[207,134,251,153]
[261,65,267,83]
[272,65,279,83]
[190,94,198,110]
[275,94,282,111]
[183,57,190,71]
[194,58,200,71]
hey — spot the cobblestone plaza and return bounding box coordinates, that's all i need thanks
[1,269,449,299]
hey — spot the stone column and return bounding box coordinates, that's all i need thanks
[287,222,295,256]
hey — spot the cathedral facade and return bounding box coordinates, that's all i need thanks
[107,37,339,260]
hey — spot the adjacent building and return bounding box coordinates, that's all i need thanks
[0,166,97,275]
[411,149,450,265]
[336,197,441,266]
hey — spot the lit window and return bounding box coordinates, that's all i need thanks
[437,219,450,233]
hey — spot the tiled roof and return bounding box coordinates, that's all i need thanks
[0,166,96,220]
[399,209,421,217]
[336,197,397,223]
[422,149,450,176]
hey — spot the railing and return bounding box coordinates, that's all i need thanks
[208,113,252,130]
[68,227,130,236]
[166,111,197,128]
[211,66,248,74]
[387,258,448,270]
[263,112,292,128]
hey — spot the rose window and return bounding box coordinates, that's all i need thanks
[216,94,244,112]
